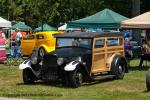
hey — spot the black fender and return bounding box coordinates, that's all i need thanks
[111,55,128,74]
[64,61,90,77]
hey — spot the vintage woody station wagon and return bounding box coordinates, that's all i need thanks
[20,32,128,88]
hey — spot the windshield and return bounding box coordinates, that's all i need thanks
[57,38,92,49]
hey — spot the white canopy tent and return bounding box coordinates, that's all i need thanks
[0,17,11,28]
[121,12,150,28]
[58,23,67,30]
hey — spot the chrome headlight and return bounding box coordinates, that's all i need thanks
[31,57,37,64]
[57,58,64,65]
[76,57,82,62]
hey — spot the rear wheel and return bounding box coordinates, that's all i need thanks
[38,47,46,58]
[146,68,150,91]
[111,56,126,79]
[68,68,83,88]
[23,68,35,84]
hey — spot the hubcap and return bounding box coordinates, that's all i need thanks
[40,49,45,57]
[118,65,123,74]
[76,72,82,85]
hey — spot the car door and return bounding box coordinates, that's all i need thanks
[21,35,35,55]
[91,37,107,73]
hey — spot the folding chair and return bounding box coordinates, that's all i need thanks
[6,45,24,66]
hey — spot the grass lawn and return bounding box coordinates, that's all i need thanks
[0,59,150,100]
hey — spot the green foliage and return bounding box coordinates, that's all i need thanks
[0,0,148,28]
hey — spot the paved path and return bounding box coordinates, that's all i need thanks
[0,97,31,100]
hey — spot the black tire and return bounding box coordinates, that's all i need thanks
[23,68,35,84]
[111,56,126,79]
[68,68,83,88]
[38,47,46,58]
[146,68,150,91]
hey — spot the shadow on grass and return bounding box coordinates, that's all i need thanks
[143,90,150,93]
[128,65,150,71]
[16,81,67,88]
[16,78,115,88]
[83,78,115,87]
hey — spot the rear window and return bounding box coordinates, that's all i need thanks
[36,34,44,39]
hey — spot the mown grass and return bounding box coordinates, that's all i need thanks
[0,59,150,100]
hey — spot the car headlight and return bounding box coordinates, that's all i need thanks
[31,57,37,64]
[57,58,64,65]
[76,57,82,62]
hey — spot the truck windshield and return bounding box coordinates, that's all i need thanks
[57,38,92,49]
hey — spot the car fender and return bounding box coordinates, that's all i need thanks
[39,45,55,53]
[19,60,41,77]
[107,53,122,69]
[19,60,32,70]
[110,54,128,73]
[64,61,80,71]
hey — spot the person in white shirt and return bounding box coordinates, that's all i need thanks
[15,28,22,46]
[15,28,22,57]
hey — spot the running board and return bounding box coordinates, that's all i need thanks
[92,75,115,81]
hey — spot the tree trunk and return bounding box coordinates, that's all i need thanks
[132,0,140,17]
[132,0,141,45]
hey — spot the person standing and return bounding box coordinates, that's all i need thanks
[15,28,22,46]
[0,29,6,41]
[138,40,150,69]
[15,28,22,58]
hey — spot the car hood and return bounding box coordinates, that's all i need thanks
[50,47,92,57]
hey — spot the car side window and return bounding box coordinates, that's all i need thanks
[107,38,121,46]
[94,39,105,48]
[23,35,35,40]
[36,34,44,39]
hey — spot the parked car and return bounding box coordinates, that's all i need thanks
[21,31,63,57]
[130,41,141,58]
[19,32,128,88]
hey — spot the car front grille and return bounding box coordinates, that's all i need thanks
[42,54,58,82]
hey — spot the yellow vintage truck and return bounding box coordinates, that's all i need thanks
[21,31,63,57]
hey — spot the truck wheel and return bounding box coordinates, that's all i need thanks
[111,56,126,79]
[23,68,35,84]
[69,68,83,88]
[38,47,46,58]
[146,68,150,91]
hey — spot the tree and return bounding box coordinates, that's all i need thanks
[132,0,140,17]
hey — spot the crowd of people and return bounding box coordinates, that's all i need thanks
[0,28,23,61]
[124,33,150,70]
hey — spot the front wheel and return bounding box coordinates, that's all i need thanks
[146,68,150,91]
[68,68,83,88]
[23,68,35,84]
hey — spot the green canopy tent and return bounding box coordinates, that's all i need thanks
[67,8,128,29]
[11,22,31,31]
[35,24,57,32]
